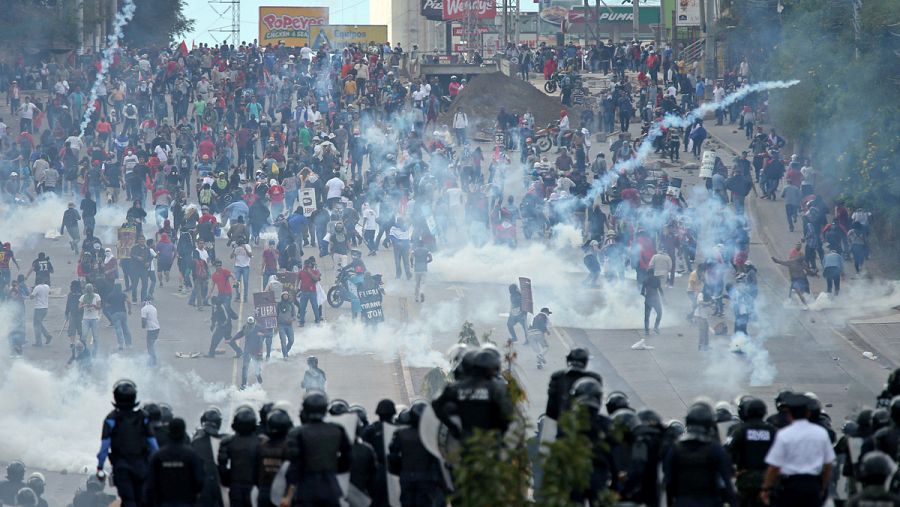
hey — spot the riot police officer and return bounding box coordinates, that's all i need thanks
[873,396,900,458]
[622,409,664,506]
[256,408,293,507]
[192,407,225,507]
[281,391,352,507]
[0,461,26,505]
[765,389,794,429]
[568,377,618,502]
[218,405,260,507]
[349,409,378,504]
[877,368,900,408]
[432,349,514,440]
[14,487,38,507]
[96,379,159,507]
[361,399,397,507]
[71,475,116,507]
[545,348,603,423]
[25,473,48,507]
[726,397,775,507]
[145,418,205,506]
[387,401,445,507]
[848,451,900,506]
[663,403,738,506]
[605,391,631,416]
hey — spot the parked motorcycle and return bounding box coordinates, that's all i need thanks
[533,121,575,153]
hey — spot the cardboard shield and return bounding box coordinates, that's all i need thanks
[382,423,402,506]
[417,404,457,492]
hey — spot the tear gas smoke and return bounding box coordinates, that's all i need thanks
[79,0,137,136]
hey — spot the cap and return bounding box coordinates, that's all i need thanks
[540,307,552,315]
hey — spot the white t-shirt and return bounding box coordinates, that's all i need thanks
[195,248,209,263]
[148,248,157,272]
[362,208,378,231]
[325,177,345,199]
[300,47,313,60]
[0,121,8,138]
[765,419,835,475]
[80,293,102,320]
[31,284,50,309]
[233,244,252,268]
[141,304,160,331]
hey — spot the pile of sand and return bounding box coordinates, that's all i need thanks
[438,72,584,131]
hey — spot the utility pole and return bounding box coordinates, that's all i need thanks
[632,0,639,41]
[704,0,716,80]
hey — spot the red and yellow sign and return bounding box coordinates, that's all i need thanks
[258,6,329,47]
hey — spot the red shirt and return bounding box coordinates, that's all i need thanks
[198,139,215,159]
[268,185,285,204]
[211,268,233,295]
[298,268,321,292]
[262,248,278,271]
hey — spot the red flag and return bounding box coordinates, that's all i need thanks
[178,41,188,57]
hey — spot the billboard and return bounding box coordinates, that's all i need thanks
[568,6,661,24]
[309,25,389,49]
[258,6,329,47]
[675,0,701,26]
[443,0,497,20]
[421,0,444,21]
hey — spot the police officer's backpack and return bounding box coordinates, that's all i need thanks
[110,411,149,457]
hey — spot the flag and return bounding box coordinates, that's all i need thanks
[191,40,196,50]
[178,41,188,57]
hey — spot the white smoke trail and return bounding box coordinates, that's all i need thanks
[587,80,802,201]
[79,0,137,136]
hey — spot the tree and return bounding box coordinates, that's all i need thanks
[0,0,79,51]
[122,0,195,48]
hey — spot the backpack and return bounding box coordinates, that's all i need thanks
[199,188,213,204]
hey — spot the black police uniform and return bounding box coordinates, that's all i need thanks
[388,426,445,507]
[98,409,158,507]
[255,434,290,507]
[145,439,205,506]
[545,368,603,421]
[191,426,225,507]
[574,410,619,502]
[217,433,260,507]
[360,420,393,507]
[0,478,24,505]
[285,420,352,506]
[432,376,513,439]
[726,420,776,507]
[664,433,737,506]
[623,423,663,505]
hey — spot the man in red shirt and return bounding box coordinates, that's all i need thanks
[197,135,215,161]
[210,259,238,319]
[267,178,285,218]
[262,240,279,290]
[297,257,322,325]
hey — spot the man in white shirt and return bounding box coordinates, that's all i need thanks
[231,240,252,302]
[31,282,52,346]
[141,299,161,366]
[761,393,835,506]
[18,98,39,134]
[452,108,468,146]
[361,203,378,255]
[325,176,345,208]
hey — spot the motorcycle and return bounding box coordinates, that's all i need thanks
[327,269,383,308]
[543,70,582,94]
[532,121,575,153]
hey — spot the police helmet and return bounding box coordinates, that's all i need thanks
[774,389,794,409]
[458,349,479,379]
[856,409,874,438]
[159,403,174,423]
[375,399,397,420]
[605,391,630,415]
[395,408,412,426]
[473,349,502,378]
[350,249,363,259]
[6,461,25,481]
[665,420,685,438]
[872,408,890,432]
[612,409,640,433]
[231,405,258,435]
[112,379,138,409]
[859,451,896,484]
[350,405,369,427]
[887,368,900,395]
[15,487,37,507]
[266,408,294,438]
[570,377,604,409]
[685,404,716,431]
[201,407,223,430]
[409,401,428,427]
[566,348,590,369]
[714,401,734,423]
[637,408,662,427]
[247,316,256,325]
[301,391,329,422]
[889,396,900,425]
[842,421,859,437]
[26,473,44,496]
[259,402,275,426]
[328,399,351,416]
[742,398,768,420]
[143,403,162,422]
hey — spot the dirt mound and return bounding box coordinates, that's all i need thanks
[438,71,584,131]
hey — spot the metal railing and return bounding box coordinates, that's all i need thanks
[679,37,706,66]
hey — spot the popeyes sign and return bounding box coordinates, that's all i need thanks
[442,0,497,20]
[259,6,329,47]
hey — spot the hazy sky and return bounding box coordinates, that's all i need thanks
[182,0,372,44]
